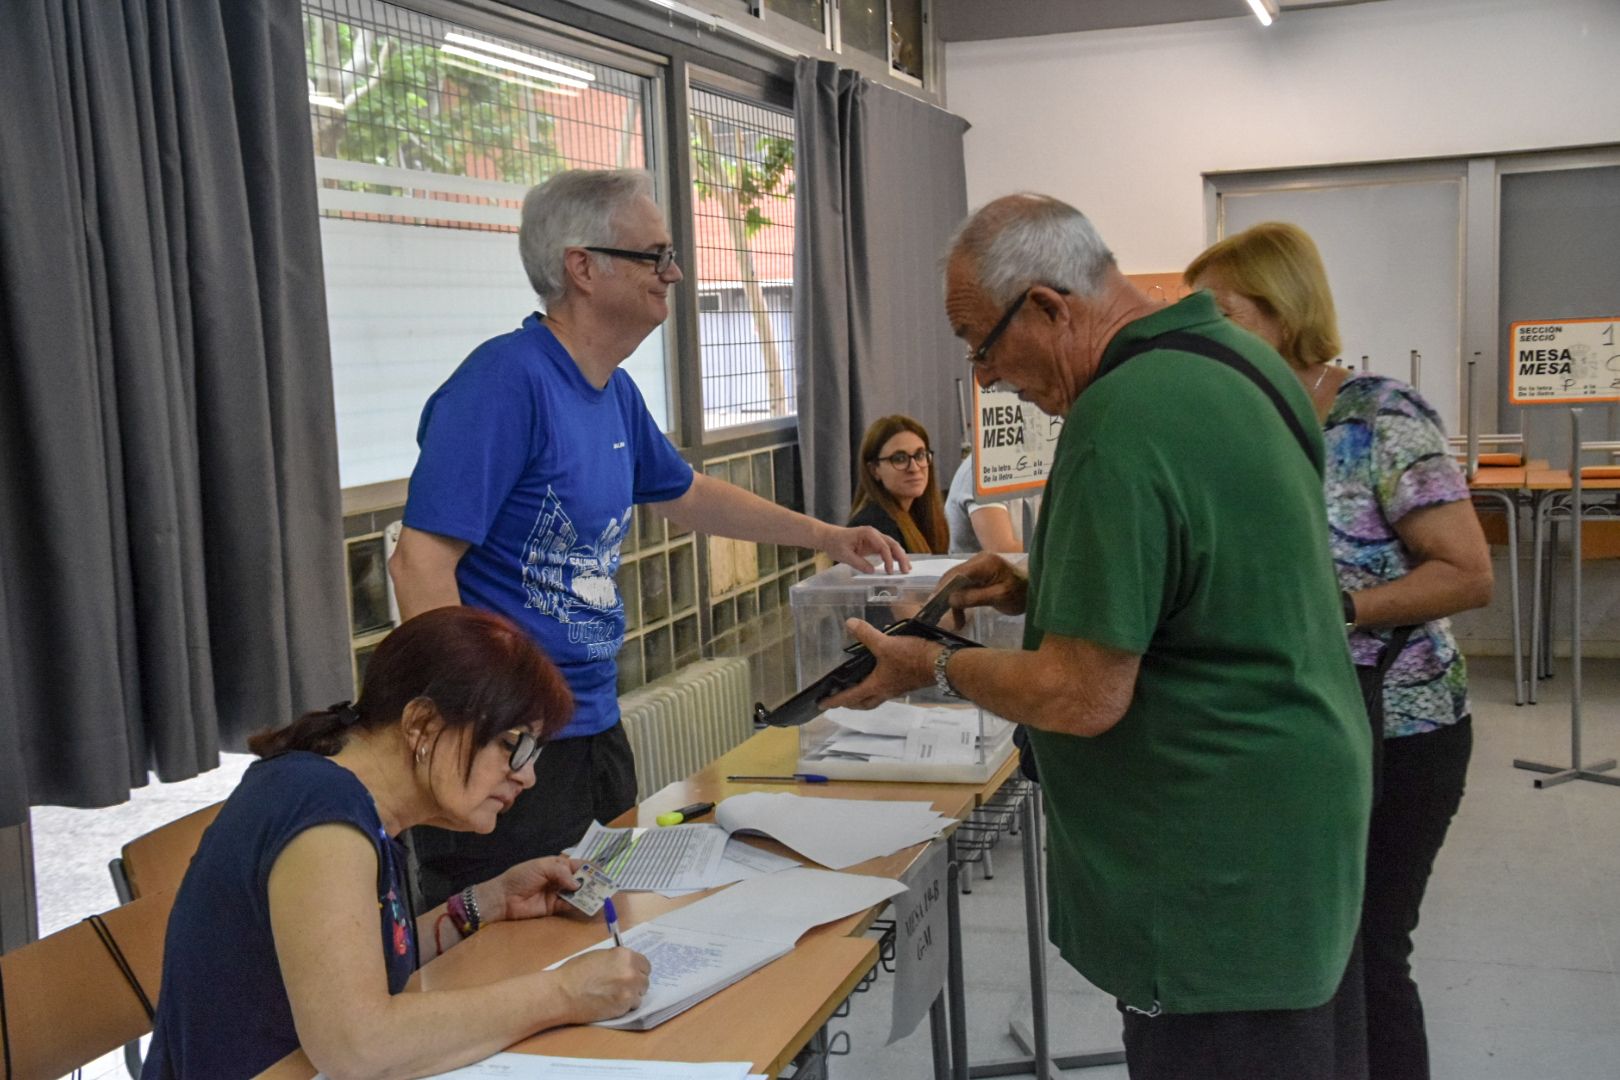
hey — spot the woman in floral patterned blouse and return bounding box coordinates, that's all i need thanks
[1188,222,1493,1080]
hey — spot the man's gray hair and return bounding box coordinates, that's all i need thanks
[519,169,655,305]
[948,194,1116,304]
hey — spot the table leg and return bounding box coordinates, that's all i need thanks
[1506,492,1525,705]
[930,994,952,1080]
[946,834,968,1080]
[1020,789,1052,1080]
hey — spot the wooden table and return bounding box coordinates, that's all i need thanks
[257,728,995,1080]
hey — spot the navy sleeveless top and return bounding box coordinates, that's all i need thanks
[142,752,417,1079]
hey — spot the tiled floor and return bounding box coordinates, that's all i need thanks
[28,656,1620,1079]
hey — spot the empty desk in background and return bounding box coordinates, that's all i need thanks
[1525,469,1620,704]
[1468,464,1529,704]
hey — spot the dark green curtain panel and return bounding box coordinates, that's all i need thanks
[0,0,351,826]
[792,58,970,524]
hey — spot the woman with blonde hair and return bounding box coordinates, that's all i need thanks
[848,414,949,554]
[1187,222,1492,1080]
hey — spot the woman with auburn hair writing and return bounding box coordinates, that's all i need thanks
[143,606,649,1080]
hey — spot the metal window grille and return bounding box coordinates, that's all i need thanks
[304,0,652,231]
[302,0,670,487]
[689,87,797,431]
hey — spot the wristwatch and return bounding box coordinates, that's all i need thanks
[933,643,965,699]
[1340,590,1357,631]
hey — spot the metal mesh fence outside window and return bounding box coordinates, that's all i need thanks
[689,87,797,431]
[304,0,651,229]
[301,0,672,487]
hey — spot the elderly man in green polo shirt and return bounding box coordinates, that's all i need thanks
[827,194,1372,1080]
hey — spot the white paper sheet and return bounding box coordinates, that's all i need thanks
[852,557,964,580]
[714,793,952,870]
[652,838,800,898]
[567,821,729,892]
[824,702,981,738]
[551,868,906,1031]
[399,1052,755,1079]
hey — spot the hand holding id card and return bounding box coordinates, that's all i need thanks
[560,860,621,917]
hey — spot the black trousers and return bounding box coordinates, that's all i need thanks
[1362,718,1472,1080]
[1120,938,1368,1080]
[409,723,637,910]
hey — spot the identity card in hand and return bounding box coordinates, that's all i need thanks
[561,860,620,917]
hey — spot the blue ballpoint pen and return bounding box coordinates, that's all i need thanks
[602,897,623,947]
[725,773,829,783]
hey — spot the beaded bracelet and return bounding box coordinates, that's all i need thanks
[446,886,481,936]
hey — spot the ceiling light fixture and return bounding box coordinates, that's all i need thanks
[442,32,595,83]
[1246,0,1280,26]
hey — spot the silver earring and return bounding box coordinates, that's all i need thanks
[415,742,428,765]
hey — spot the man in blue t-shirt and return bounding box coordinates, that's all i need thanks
[391,169,905,905]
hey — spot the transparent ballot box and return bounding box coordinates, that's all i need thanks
[788,558,1019,782]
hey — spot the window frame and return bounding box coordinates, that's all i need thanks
[684,65,800,446]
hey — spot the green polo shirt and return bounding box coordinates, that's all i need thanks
[1024,292,1370,1014]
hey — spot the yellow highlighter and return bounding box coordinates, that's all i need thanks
[655,801,716,826]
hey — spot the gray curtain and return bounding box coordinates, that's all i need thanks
[793,59,971,525]
[0,0,352,826]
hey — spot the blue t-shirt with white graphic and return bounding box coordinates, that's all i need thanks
[404,314,694,738]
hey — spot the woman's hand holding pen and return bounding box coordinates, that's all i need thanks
[556,946,650,1023]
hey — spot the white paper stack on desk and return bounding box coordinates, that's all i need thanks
[411,1053,761,1079]
[551,867,906,1031]
[715,792,952,870]
[570,822,800,897]
[572,791,952,888]
[817,702,983,765]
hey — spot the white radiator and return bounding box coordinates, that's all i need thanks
[618,657,754,798]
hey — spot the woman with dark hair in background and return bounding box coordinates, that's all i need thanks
[143,606,650,1080]
[849,414,950,555]
[1187,222,1492,1080]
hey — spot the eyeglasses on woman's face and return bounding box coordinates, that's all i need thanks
[501,728,544,773]
[583,244,680,276]
[876,448,934,471]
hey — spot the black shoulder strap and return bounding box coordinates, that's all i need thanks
[86,913,156,1021]
[1097,329,1324,476]
[1373,624,1417,676]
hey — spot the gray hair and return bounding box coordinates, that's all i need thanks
[519,169,655,305]
[948,194,1116,304]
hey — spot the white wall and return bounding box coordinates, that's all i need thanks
[946,0,1620,273]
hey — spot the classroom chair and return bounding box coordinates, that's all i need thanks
[106,800,221,1075]
[109,801,223,903]
[0,889,172,1080]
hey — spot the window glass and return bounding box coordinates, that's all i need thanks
[304,0,665,488]
[890,0,923,78]
[689,87,797,432]
[764,0,824,33]
[840,0,888,61]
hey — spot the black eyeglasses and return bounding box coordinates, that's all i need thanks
[584,245,679,276]
[874,448,934,471]
[502,729,544,772]
[965,285,1072,367]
